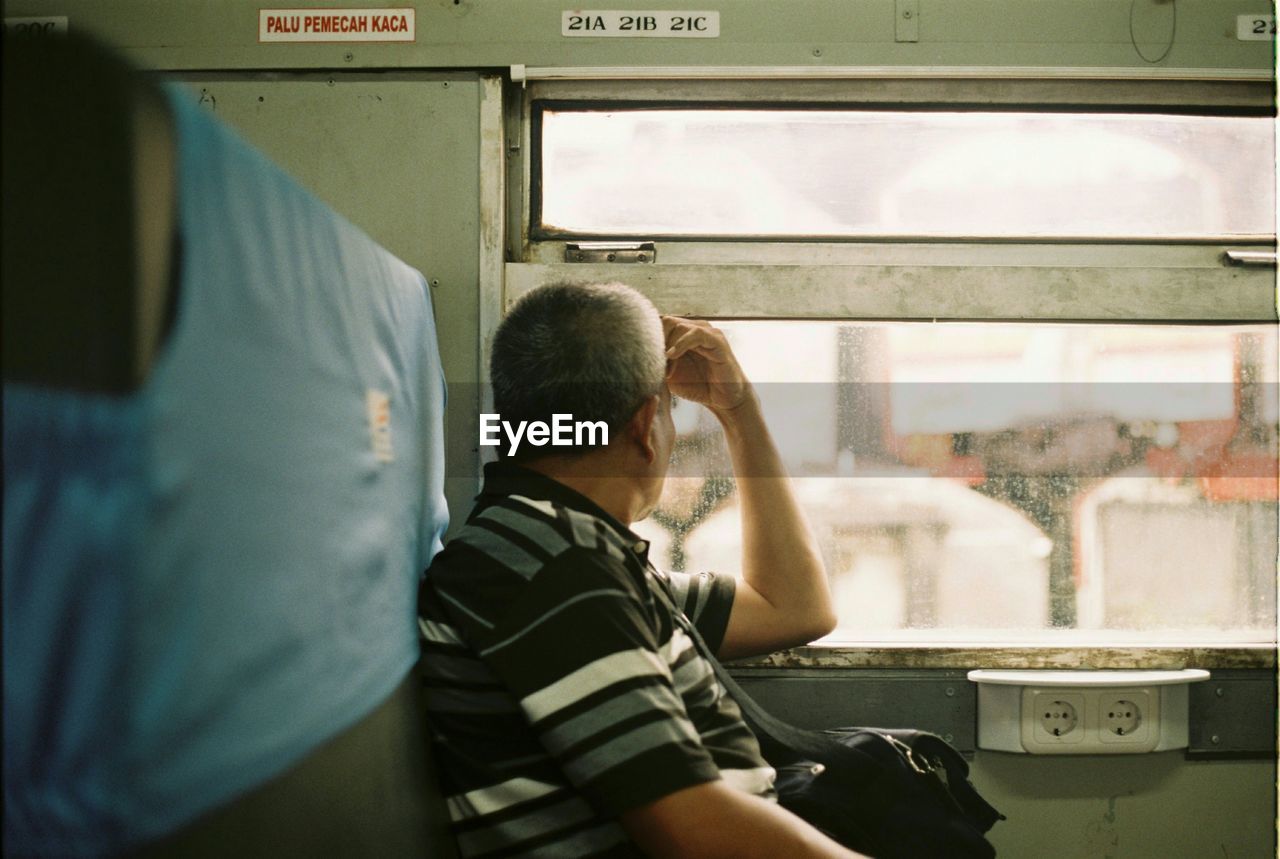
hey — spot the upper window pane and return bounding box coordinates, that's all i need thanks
[539,108,1276,239]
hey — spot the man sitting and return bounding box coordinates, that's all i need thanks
[419,282,865,858]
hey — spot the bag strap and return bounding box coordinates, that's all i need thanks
[645,571,902,786]
[646,569,1006,849]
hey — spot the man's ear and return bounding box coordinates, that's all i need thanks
[625,395,661,464]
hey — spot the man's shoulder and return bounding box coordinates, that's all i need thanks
[429,493,636,583]
[421,493,650,647]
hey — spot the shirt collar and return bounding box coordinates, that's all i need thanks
[476,460,652,562]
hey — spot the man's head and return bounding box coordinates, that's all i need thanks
[490,281,675,518]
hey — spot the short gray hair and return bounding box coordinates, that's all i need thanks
[490,282,665,459]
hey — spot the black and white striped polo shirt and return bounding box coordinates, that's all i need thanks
[418,462,775,858]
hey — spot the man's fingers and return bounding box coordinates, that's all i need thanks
[662,315,715,342]
[665,330,699,359]
[665,327,724,362]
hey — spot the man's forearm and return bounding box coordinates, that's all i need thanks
[622,779,867,859]
[713,392,837,641]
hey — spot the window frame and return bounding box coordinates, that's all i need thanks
[491,73,1278,669]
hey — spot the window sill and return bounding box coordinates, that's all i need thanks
[730,643,1277,671]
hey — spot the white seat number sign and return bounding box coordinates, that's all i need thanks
[1237,14,1276,39]
[562,10,720,37]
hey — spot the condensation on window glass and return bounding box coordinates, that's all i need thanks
[631,322,1279,643]
[540,109,1276,238]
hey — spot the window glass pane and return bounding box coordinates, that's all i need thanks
[632,322,1279,643]
[540,108,1276,238]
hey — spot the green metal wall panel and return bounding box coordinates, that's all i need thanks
[6,1,1275,75]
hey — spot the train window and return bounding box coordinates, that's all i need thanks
[536,107,1275,240]
[504,83,1278,652]
[630,321,1278,644]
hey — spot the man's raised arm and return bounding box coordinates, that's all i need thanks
[663,317,837,660]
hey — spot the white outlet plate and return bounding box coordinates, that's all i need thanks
[970,669,1209,755]
[1019,685,1159,753]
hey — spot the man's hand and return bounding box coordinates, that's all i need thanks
[661,316,752,416]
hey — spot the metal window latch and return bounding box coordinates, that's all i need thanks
[1223,249,1278,267]
[565,241,656,263]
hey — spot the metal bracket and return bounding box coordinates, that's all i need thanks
[895,0,920,43]
[565,241,656,263]
[1187,670,1278,756]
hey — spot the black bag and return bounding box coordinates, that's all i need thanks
[767,727,1003,859]
[655,583,1004,858]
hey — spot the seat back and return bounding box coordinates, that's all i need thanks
[3,33,454,858]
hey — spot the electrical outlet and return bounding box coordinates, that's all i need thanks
[1019,685,1160,753]
[1098,690,1155,747]
[970,669,1208,755]
[1023,690,1085,748]
[1101,698,1141,736]
[1034,694,1082,741]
